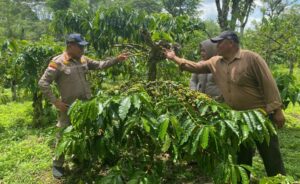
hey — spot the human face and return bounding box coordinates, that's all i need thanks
[67,43,84,59]
[216,39,233,57]
[199,46,209,60]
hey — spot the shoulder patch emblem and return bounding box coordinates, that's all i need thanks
[63,60,70,65]
[48,61,58,70]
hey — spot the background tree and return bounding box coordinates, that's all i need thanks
[51,7,207,82]
[260,0,295,20]
[0,0,49,40]
[46,0,71,11]
[215,0,255,36]
[243,3,300,107]
[244,2,299,70]
[162,0,202,17]
[121,0,162,13]
[0,40,23,101]
[16,38,62,126]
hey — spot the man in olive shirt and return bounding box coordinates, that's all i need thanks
[164,31,285,177]
[39,33,128,178]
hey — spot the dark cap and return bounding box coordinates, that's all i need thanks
[210,31,239,44]
[66,33,88,46]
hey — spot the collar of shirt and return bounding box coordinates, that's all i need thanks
[221,49,241,64]
[63,52,83,64]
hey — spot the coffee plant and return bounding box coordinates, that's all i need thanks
[274,71,300,108]
[16,40,62,126]
[57,80,275,184]
[52,7,207,81]
[0,39,23,101]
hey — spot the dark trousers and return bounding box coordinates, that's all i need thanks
[237,133,286,177]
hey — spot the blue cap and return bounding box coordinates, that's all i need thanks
[210,31,239,44]
[66,33,89,46]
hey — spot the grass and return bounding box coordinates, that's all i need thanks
[0,101,299,183]
[0,102,58,184]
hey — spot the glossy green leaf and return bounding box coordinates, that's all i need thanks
[141,117,151,133]
[132,94,141,110]
[200,105,209,116]
[241,124,250,141]
[238,166,250,184]
[191,128,202,154]
[180,120,196,145]
[242,113,254,132]
[158,114,169,140]
[119,96,132,120]
[200,126,210,149]
[170,116,182,138]
[224,120,239,137]
[162,134,171,152]
[231,165,238,184]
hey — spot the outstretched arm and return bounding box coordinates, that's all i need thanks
[164,49,211,74]
[87,53,129,70]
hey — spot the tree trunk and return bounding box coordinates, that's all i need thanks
[11,80,17,101]
[32,91,44,127]
[238,0,254,39]
[215,0,254,32]
[148,58,157,81]
[229,0,239,30]
[215,0,230,31]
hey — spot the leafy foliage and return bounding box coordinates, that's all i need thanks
[243,4,300,69]
[46,0,71,11]
[215,0,255,34]
[57,81,275,183]
[242,4,300,108]
[0,0,50,40]
[0,39,27,101]
[274,71,300,108]
[162,0,202,17]
[16,40,62,126]
[260,174,295,184]
[17,42,60,94]
[52,6,207,82]
[56,6,206,55]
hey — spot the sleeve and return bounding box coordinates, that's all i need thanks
[179,59,212,74]
[251,54,283,113]
[38,61,59,104]
[190,73,199,90]
[86,57,120,70]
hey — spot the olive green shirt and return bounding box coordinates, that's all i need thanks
[180,49,282,113]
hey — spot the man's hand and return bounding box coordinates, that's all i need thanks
[272,108,285,128]
[163,49,176,60]
[116,52,129,62]
[54,100,69,112]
